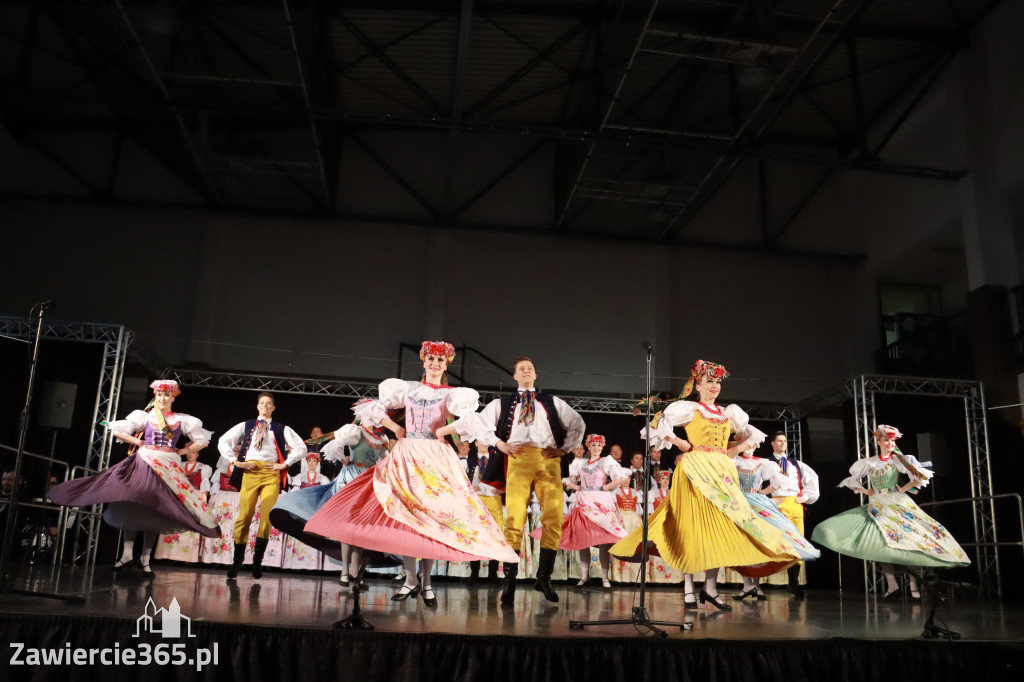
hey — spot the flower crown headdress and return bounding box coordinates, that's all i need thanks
[150,379,181,397]
[419,341,456,363]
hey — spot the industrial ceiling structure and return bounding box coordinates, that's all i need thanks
[0,0,1001,254]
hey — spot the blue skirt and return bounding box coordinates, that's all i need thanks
[268,470,399,567]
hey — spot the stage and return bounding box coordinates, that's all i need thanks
[2,564,1022,681]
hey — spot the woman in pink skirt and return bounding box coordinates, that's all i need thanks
[305,341,517,607]
[560,434,631,587]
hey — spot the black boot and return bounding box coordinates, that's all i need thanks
[252,537,269,579]
[788,564,804,599]
[500,562,519,605]
[226,542,246,580]
[467,560,480,585]
[533,548,559,603]
[487,559,500,584]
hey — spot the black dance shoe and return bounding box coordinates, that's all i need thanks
[683,591,697,608]
[732,587,757,601]
[699,590,732,611]
[421,587,438,607]
[391,583,421,602]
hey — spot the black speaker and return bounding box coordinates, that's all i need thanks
[38,381,77,430]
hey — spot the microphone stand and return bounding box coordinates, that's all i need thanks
[569,343,691,636]
[0,303,84,603]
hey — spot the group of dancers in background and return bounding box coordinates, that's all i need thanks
[45,342,971,614]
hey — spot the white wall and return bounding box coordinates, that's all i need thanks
[1,200,856,404]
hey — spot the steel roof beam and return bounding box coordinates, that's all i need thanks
[282,0,331,208]
[334,10,444,115]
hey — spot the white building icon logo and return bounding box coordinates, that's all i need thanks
[133,597,196,638]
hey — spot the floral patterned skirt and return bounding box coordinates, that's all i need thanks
[154,530,202,562]
[610,447,801,577]
[47,448,219,537]
[741,493,819,561]
[557,490,629,550]
[811,491,970,567]
[305,438,519,562]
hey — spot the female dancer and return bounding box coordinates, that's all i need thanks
[731,439,820,599]
[560,434,631,588]
[48,380,219,574]
[812,424,970,599]
[269,405,396,586]
[610,360,811,609]
[291,452,330,490]
[305,341,518,607]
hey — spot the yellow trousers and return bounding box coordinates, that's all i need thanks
[480,493,504,529]
[775,496,804,534]
[775,495,805,566]
[503,447,563,552]
[233,464,280,543]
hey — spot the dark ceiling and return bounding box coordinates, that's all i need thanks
[0,0,1001,251]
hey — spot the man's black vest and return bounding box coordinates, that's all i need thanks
[480,391,569,489]
[228,419,289,490]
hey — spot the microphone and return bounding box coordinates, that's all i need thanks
[642,341,654,355]
[32,300,54,312]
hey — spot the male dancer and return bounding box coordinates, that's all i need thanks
[478,356,585,604]
[218,392,306,579]
[764,431,820,598]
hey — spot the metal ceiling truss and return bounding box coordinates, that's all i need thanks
[554,0,971,236]
[792,373,999,599]
[0,0,1001,242]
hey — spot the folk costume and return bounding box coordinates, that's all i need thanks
[764,444,821,596]
[48,380,219,574]
[477,383,585,603]
[154,454,213,563]
[218,407,307,578]
[812,425,969,570]
[305,342,518,602]
[558,435,631,587]
[728,447,820,599]
[269,415,394,584]
[466,447,505,583]
[610,360,806,610]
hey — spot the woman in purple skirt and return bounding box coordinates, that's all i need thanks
[48,379,220,574]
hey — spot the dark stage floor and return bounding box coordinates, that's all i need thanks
[3,563,1023,641]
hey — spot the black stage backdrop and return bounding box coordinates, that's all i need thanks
[2,612,1023,682]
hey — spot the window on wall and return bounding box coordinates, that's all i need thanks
[879,283,943,346]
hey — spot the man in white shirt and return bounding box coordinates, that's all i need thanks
[764,431,820,599]
[218,392,306,579]
[477,356,585,605]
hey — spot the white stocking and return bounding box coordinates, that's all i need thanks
[138,532,157,567]
[401,556,419,588]
[578,550,591,580]
[419,559,434,590]
[683,573,695,595]
[704,568,720,596]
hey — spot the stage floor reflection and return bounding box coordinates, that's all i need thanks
[3,564,1022,641]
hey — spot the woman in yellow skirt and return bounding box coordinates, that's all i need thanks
[610,360,812,609]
